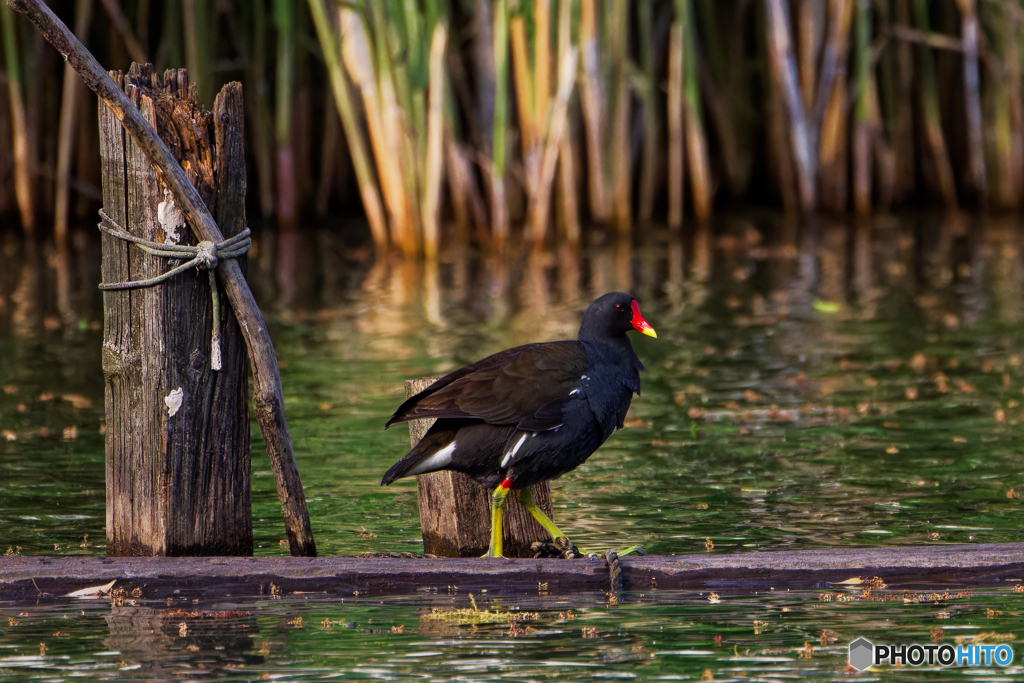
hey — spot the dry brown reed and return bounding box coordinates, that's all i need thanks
[5,0,1024,258]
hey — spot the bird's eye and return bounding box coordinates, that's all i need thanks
[615,304,625,312]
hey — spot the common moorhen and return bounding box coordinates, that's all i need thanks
[382,292,657,558]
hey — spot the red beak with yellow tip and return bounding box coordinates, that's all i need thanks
[630,300,657,338]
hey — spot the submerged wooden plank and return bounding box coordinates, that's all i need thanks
[3,543,1024,601]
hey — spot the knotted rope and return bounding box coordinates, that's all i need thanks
[96,209,251,371]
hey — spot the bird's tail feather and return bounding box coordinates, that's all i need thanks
[381,426,458,485]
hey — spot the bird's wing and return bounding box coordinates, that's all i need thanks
[386,341,590,428]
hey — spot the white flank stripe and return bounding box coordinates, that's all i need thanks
[569,388,580,396]
[501,433,529,468]
[405,441,457,476]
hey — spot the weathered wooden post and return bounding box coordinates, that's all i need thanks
[99,64,251,556]
[406,378,555,557]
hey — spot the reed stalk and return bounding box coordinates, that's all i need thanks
[535,0,551,136]
[819,0,853,211]
[10,0,1024,247]
[954,0,986,206]
[339,7,410,250]
[912,0,958,209]
[136,0,149,56]
[764,0,816,212]
[578,0,608,223]
[445,135,487,243]
[609,0,631,232]
[491,0,509,244]
[511,0,579,242]
[54,0,92,253]
[421,23,446,260]
[797,0,823,112]
[981,0,1023,208]
[510,14,537,184]
[372,0,422,255]
[367,0,418,253]
[182,0,213,106]
[696,0,752,198]
[667,20,684,230]
[890,0,916,202]
[308,0,387,249]
[1,0,33,236]
[274,0,297,233]
[637,0,659,224]
[245,0,276,221]
[315,92,340,217]
[852,0,874,215]
[678,0,712,223]
[529,46,577,242]
[555,0,579,244]
[98,0,146,63]
[759,0,799,212]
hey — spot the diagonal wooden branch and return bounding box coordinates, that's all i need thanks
[8,0,316,557]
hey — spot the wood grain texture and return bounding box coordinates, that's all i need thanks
[406,378,555,557]
[100,65,250,556]
[8,0,315,556]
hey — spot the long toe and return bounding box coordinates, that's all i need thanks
[530,537,584,559]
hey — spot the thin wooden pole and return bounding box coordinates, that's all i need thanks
[8,0,317,557]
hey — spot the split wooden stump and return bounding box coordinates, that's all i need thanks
[8,0,315,557]
[406,378,555,557]
[99,65,251,556]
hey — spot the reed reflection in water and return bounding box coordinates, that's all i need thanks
[3,214,1019,342]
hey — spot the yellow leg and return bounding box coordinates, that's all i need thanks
[519,488,571,544]
[482,478,513,558]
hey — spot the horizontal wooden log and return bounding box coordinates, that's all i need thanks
[2,543,1024,600]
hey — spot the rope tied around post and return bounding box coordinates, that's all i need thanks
[96,209,251,371]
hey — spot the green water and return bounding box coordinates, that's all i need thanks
[3,215,1024,679]
[2,587,1024,681]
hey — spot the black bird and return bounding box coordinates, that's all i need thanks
[381,292,657,558]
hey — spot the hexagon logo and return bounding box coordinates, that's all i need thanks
[849,637,874,671]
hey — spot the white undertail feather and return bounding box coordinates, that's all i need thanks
[501,433,529,468]
[405,440,457,476]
